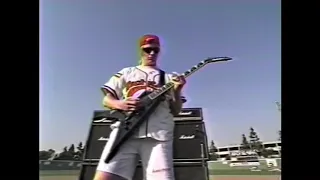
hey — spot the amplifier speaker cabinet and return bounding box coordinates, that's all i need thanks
[82,110,115,160]
[173,121,209,161]
[84,108,209,161]
[83,121,113,160]
[79,161,209,180]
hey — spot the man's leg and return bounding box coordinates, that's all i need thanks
[140,138,175,180]
[94,138,140,180]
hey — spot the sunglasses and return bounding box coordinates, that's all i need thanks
[142,47,160,54]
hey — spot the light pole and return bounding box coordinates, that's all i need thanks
[275,101,281,157]
[275,101,281,113]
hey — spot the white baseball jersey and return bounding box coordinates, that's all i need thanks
[101,66,183,141]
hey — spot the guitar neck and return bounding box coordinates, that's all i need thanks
[148,58,229,100]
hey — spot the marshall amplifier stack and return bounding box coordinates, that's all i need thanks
[173,108,209,161]
[79,108,209,180]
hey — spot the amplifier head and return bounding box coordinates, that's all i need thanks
[92,110,120,123]
[174,108,203,121]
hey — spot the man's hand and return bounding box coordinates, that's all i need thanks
[115,97,140,111]
[169,72,186,115]
[171,72,186,91]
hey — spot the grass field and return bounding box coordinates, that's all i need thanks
[40,169,281,180]
[39,160,281,180]
[40,175,280,180]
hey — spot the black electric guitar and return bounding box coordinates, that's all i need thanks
[102,57,232,163]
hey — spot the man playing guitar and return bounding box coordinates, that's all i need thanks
[94,34,186,180]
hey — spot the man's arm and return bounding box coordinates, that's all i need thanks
[167,73,186,116]
[101,68,126,109]
[102,93,121,110]
[169,88,183,116]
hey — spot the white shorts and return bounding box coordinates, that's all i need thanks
[96,137,174,180]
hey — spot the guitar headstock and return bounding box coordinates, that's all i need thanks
[150,56,232,99]
[203,57,232,64]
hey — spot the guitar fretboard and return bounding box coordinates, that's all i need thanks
[148,57,231,100]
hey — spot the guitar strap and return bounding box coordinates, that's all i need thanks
[159,69,165,85]
[159,69,166,101]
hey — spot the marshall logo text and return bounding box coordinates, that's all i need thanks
[178,111,192,116]
[98,137,109,141]
[93,118,114,123]
[179,135,195,139]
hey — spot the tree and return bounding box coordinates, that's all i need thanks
[39,142,86,161]
[68,144,75,154]
[63,146,68,152]
[77,142,84,152]
[48,149,55,154]
[278,130,281,141]
[39,150,52,160]
[54,146,74,160]
[240,134,251,151]
[260,149,274,158]
[208,140,218,160]
[249,127,263,152]
[74,142,85,160]
[39,149,56,160]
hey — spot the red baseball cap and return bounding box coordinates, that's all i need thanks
[139,34,160,47]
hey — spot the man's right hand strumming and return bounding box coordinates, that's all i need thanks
[115,97,140,111]
[103,94,140,111]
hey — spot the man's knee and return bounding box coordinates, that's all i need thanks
[93,171,127,180]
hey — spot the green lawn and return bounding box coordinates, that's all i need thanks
[40,175,280,180]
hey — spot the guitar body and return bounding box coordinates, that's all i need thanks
[103,91,163,163]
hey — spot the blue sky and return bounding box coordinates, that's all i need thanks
[40,0,281,151]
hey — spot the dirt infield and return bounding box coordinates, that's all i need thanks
[40,175,280,180]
